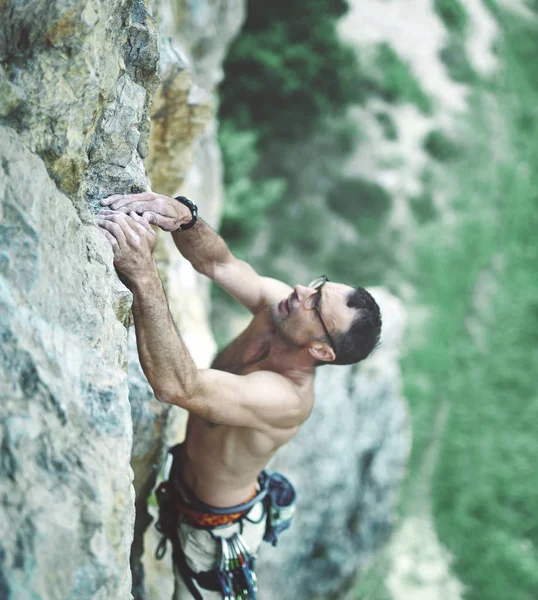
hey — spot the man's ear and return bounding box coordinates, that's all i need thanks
[309,343,335,363]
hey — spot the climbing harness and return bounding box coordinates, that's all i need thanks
[154,443,296,599]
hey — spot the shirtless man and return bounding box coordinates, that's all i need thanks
[97,191,381,599]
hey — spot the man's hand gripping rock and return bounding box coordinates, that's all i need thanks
[99,191,192,232]
[97,211,157,288]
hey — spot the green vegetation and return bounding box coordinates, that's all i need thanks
[355,556,393,600]
[326,176,392,230]
[370,43,433,115]
[218,1,432,279]
[434,0,468,35]
[423,129,461,162]
[219,0,360,145]
[434,0,477,85]
[375,111,398,140]
[217,0,402,294]
[218,121,286,250]
[218,0,364,268]
[402,5,538,600]
[409,193,437,224]
[439,41,478,84]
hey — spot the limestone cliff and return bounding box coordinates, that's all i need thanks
[1,0,160,597]
[129,3,246,599]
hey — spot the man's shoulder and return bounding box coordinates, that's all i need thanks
[246,369,315,422]
[244,368,298,392]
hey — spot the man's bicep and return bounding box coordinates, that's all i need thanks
[213,257,292,314]
[191,369,301,430]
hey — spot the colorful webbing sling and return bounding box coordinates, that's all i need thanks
[175,486,259,529]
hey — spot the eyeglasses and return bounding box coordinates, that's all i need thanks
[305,275,337,356]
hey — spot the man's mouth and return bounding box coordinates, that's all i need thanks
[280,292,297,316]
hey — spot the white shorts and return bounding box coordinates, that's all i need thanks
[173,501,267,600]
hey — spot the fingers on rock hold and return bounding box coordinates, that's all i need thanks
[131,212,152,231]
[98,218,128,244]
[100,228,119,250]
[142,211,157,224]
[100,194,124,206]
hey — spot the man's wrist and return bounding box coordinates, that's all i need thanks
[174,196,198,231]
[130,264,161,294]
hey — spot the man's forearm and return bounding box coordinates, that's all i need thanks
[131,266,198,403]
[172,218,232,276]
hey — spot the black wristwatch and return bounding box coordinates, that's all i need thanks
[174,196,198,231]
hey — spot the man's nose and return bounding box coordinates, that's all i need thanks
[294,284,314,302]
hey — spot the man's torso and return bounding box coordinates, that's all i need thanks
[181,307,314,507]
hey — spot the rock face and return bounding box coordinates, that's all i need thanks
[257,289,410,600]
[1,0,160,201]
[0,0,162,596]
[0,0,215,598]
[0,125,135,600]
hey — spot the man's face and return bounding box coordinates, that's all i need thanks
[271,280,357,357]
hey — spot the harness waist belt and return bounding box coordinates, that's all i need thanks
[176,487,259,528]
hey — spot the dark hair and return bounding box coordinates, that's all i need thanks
[319,287,382,366]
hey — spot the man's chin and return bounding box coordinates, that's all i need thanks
[271,304,292,336]
[270,303,282,326]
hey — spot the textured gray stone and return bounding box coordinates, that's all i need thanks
[146,34,214,196]
[0,126,134,599]
[0,0,163,597]
[1,0,159,200]
[160,0,246,91]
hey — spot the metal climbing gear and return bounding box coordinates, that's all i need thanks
[215,533,257,599]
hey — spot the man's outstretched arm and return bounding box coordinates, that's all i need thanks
[97,212,198,400]
[97,211,301,430]
[99,191,291,313]
[131,268,301,430]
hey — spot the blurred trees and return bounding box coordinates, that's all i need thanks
[220,0,359,145]
[402,4,538,599]
[218,0,404,292]
[217,0,364,274]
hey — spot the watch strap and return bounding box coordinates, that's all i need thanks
[174,196,198,231]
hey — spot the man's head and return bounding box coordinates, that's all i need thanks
[271,276,382,366]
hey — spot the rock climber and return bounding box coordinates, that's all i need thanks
[97,191,381,599]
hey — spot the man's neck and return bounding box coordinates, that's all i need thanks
[212,308,316,385]
[244,314,316,385]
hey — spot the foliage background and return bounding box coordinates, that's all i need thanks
[214,1,538,598]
